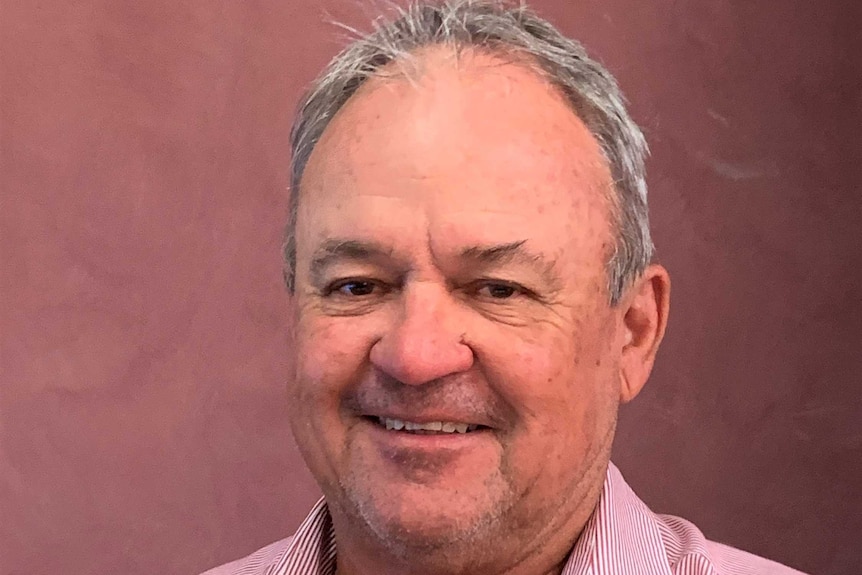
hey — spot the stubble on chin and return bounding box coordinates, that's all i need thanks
[334,460,519,572]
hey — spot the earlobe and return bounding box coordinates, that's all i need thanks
[619,264,671,403]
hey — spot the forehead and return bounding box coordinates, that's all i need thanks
[297,48,613,264]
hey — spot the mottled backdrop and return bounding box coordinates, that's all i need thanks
[1,1,859,574]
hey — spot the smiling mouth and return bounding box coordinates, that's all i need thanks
[370,416,484,435]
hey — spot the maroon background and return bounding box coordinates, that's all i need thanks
[1,1,859,574]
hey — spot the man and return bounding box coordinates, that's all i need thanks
[204,1,805,574]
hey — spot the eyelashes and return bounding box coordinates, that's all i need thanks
[327,279,385,297]
[323,277,534,302]
[471,280,528,300]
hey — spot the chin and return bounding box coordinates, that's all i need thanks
[346,480,511,555]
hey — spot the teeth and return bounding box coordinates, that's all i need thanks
[384,418,404,431]
[377,417,478,434]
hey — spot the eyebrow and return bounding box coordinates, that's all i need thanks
[307,238,562,289]
[309,239,397,285]
[458,240,562,288]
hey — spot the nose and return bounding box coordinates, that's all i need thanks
[369,283,474,386]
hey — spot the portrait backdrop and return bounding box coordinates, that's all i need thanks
[1,1,859,574]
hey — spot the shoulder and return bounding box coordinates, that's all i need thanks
[600,464,808,575]
[655,513,808,575]
[198,536,294,575]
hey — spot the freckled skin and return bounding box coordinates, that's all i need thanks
[287,49,669,575]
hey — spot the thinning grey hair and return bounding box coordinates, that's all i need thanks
[284,0,653,305]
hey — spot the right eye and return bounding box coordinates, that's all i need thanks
[328,279,380,297]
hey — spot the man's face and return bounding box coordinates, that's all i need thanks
[288,50,629,565]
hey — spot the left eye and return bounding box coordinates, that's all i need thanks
[477,282,521,299]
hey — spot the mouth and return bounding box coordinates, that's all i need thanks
[366,416,487,435]
[359,414,497,476]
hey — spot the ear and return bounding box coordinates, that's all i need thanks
[618,264,671,403]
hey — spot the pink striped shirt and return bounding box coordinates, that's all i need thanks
[201,462,806,575]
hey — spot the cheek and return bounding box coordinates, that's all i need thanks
[292,319,359,398]
[484,311,620,442]
[288,317,375,478]
[289,311,387,419]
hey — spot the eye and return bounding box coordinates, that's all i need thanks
[476,281,523,299]
[329,279,380,297]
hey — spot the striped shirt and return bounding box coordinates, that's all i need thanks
[201,462,806,575]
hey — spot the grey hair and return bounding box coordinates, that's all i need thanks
[284,0,653,305]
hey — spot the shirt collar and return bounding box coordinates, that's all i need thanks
[563,462,674,575]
